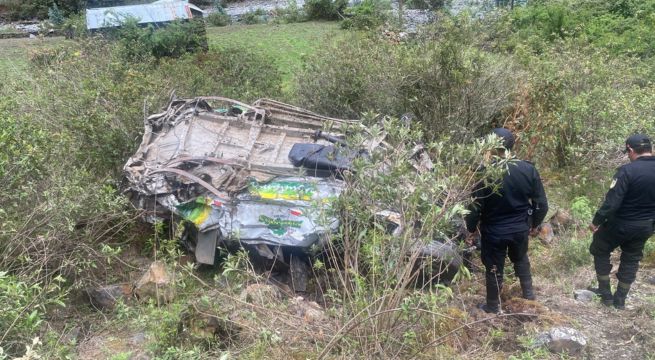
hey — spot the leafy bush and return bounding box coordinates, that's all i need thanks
[309,117,503,357]
[273,0,307,24]
[112,19,208,61]
[47,3,64,27]
[61,13,87,39]
[296,17,520,142]
[207,11,232,27]
[304,0,348,20]
[240,9,268,24]
[0,272,66,357]
[570,196,593,222]
[0,37,284,356]
[341,0,389,30]
[406,0,449,10]
[156,48,283,100]
[1,0,83,20]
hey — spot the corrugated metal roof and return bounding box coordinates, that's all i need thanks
[86,1,204,30]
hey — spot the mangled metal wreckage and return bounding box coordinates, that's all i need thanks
[124,96,462,288]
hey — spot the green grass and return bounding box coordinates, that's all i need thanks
[0,36,66,78]
[206,21,345,94]
[0,21,344,95]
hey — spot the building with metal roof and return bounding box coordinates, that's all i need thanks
[86,0,204,30]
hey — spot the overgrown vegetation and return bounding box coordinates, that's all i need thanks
[304,0,348,20]
[2,0,655,357]
[0,36,283,357]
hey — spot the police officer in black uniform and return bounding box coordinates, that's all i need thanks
[466,128,549,313]
[589,134,655,309]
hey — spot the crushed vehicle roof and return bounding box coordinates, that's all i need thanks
[123,96,375,263]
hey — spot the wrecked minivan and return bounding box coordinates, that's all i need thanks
[123,96,463,290]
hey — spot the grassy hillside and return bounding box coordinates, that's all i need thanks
[1,3,655,358]
[207,21,344,94]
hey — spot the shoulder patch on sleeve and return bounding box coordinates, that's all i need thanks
[610,178,617,189]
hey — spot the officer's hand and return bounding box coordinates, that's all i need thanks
[588,224,599,233]
[529,227,540,237]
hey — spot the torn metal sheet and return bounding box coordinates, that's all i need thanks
[124,96,356,263]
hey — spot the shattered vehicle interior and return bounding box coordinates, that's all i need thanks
[123,96,463,291]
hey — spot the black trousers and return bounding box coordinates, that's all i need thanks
[589,220,654,284]
[481,230,532,305]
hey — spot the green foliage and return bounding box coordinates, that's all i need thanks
[341,0,389,30]
[304,0,347,20]
[553,235,592,271]
[48,3,65,27]
[406,0,449,10]
[297,17,519,142]
[241,9,268,25]
[157,48,283,100]
[0,32,285,356]
[113,19,208,61]
[206,22,344,94]
[273,0,307,24]
[2,0,84,20]
[0,272,66,357]
[61,13,87,39]
[570,196,593,222]
[207,12,232,27]
[498,0,655,58]
[310,117,504,357]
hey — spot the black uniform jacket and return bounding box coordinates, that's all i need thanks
[466,159,549,236]
[592,155,655,226]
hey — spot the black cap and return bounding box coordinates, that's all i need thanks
[624,134,651,153]
[492,128,515,150]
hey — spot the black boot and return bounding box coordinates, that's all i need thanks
[520,280,536,300]
[588,275,613,306]
[613,282,631,310]
[478,301,500,314]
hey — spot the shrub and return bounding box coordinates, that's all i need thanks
[207,11,232,27]
[309,117,503,357]
[0,272,66,357]
[406,0,449,10]
[112,19,208,61]
[2,0,83,20]
[304,0,348,20]
[341,0,389,30]
[47,3,64,27]
[240,9,268,24]
[156,48,284,101]
[296,17,520,142]
[61,13,87,39]
[273,0,307,24]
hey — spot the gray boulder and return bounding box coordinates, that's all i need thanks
[535,327,587,354]
[574,289,596,302]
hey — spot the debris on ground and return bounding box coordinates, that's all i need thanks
[123,95,463,288]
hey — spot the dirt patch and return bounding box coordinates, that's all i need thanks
[535,267,655,359]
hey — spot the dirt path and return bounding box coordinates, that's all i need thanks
[536,267,655,359]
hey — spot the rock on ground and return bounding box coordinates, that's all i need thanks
[86,284,132,309]
[134,261,175,304]
[535,327,587,355]
[573,289,595,302]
